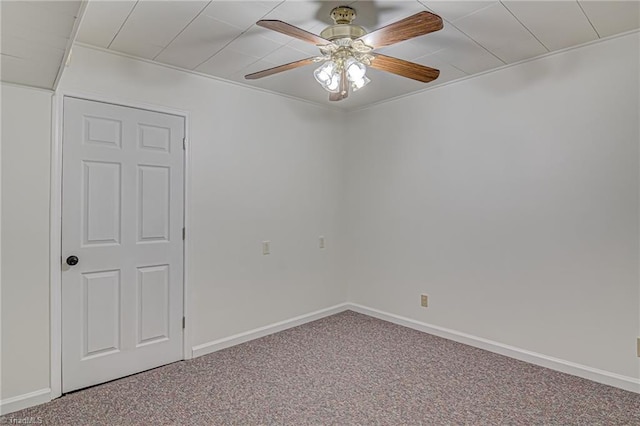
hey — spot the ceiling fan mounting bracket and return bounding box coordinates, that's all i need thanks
[330,6,357,24]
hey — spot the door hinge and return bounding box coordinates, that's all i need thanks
[182,317,186,329]
[182,227,185,240]
[182,137,186,150]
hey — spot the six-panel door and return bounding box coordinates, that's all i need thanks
[61,97,184,392]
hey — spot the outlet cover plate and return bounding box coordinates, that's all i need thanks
[421,294,428,308]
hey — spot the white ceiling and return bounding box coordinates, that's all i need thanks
[1,1,83,89]
[2,1,639,109]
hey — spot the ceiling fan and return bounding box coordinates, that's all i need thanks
[245,6,444,101]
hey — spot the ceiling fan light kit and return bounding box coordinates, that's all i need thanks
[246,6,444,102]
[314,58,371,94]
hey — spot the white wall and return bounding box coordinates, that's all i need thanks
[2,31,638,409]
[1,84,52,399]
[58,45,347,348]
[0,45,347,408]
[344,33,640,379]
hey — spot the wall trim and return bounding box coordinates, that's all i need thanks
[74,30,638,114]
[49,93,63,400]
[192,303,350,358]
[348,29,640,113]
[6,302,637,415]
[71,42,343,113]
[192,302,639,393]
[182,98,193,361]
[0,81,54,94]
[0,388,51,416]
[347,303,640,394]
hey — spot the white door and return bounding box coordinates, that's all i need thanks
[62,97,184,392]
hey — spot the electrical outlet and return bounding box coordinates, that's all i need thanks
[262,241,270,255]
[637,338,640,357]
[319,236,325,249]
[421,294,428,308]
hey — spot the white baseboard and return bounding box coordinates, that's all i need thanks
[192,303,350,358]
[4,303,633,417]
[191,301,639,393]
[0,388,51,416]
[347,303,640,394]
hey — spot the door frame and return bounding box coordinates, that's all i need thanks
[50,91,192,399]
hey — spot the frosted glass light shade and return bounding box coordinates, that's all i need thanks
[314,57,370,95]
[351,76,370,91]
[325,73,341,93]
[314,61,336,85]
[346,58,366,81]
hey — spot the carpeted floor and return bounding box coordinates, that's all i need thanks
[3,311,639,425]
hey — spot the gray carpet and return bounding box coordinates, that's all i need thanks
[3,311,639,425]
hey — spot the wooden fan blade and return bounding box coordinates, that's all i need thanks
[257,20,329,45]
[369,54,440,83]
[357,11,443,49]
[245,58,317,80]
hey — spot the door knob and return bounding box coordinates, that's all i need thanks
[66,255,79,266]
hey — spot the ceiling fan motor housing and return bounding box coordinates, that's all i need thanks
[321,6,367,41]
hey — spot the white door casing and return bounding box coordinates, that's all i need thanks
[61,97,184,392]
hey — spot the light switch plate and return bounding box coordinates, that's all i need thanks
[262,241,270,255]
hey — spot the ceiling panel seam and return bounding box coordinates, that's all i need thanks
[500,1,550,52]
[417,0,507,65]
[152,1,213,61]
[447,62,468,76]
[576,0,601,39]
[191,1,286,71]
[422,0,496,23]
[443,18,507,65]
[107,0,139,49]
[53,0,88,91]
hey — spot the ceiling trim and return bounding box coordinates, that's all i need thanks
[349,28,640,113]
[70,42,341,112]
[69,28,638,113]
[53,0,90,91]
[1,81,54,94]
